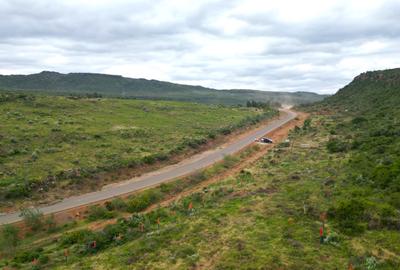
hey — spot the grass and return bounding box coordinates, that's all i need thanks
[2,111,398,269]
[0,93,276,206]
[40,116,395,269]
[0,146,259,269]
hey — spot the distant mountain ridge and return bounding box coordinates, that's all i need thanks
[0,71,327,105]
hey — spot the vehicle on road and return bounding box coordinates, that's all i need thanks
[255,137,274,144]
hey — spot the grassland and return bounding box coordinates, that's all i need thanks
[54,115,398,270]
[2,109,399,269]
[0,93,275,206]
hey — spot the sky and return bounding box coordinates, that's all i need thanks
[1,0,400,94]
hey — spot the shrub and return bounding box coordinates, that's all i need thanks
[14,249,41,263]
[222,155,238,168]
[102,223,127,242]
[105,198,128,212]
[371,160,400,189]
[326,138,349,153]
[61,229,96,246]
[44,214,57,232]
[0,224,20,256]
[160,183,173,194]
[352,116,367,126]
[278,141,290,148]
[5,183,30,199]
[220,127,232,135]
[127,197,151,213]
[142,155,156,165]
[184,137,207,149]
[328,198,367,234]
[207,132,216,139]
[20,208,44,231]
[31,151,39,161]
[127,190,163,213]
[303,118,311,130]
[38,254,49,264]
[187,171,206,185]
[154,153,168,161]
[87,205,115,221]
[365,256,378,270]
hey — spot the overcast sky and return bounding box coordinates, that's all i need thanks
[1,0,400,94]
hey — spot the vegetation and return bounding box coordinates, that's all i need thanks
[1,68,399,269]
[0,225,20,256]
[0,93,275,207]
[0,71,327,105]
[2,110,399,269]
[0,147,256,269]
[20,208,44,232]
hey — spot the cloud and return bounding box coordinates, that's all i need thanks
[1,0,400,94]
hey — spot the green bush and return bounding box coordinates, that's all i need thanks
[326,138,349,153]
[0,224,20,256]
[352,116,367,126]
[87,205,115,221]
[38,254,49,264]
[371,160,400,189]
[127,190,163,213]
[105,198,128,212]
[102,223,127,242]
[4,183,30,199]
[328,198,368,234]
[303,118,311,130]
[20,208,44,231]
[44,215,58,232]
[220,127,232,135]
[142,155,156,164]
[160,183,173,194]
[61,229,96,246]
[14,248,42,263]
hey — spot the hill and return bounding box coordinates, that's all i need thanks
[0,71,326,105]
[323,68,400,111]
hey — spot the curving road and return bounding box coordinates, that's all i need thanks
[0,109,297,225]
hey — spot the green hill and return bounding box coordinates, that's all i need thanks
[323,68,400,111]
[0,71,326,105]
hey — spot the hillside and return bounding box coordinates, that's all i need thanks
[0,71,326,105]
[1,69,399,269]
[323,68,400,111]
[0,93,275,209]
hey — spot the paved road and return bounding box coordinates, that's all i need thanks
[0,110,297,225]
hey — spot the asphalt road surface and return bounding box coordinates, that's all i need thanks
[0,109,297,225]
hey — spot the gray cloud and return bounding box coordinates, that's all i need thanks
[1,0,400,94]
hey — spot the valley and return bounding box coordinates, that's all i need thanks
[1,69,399,270]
